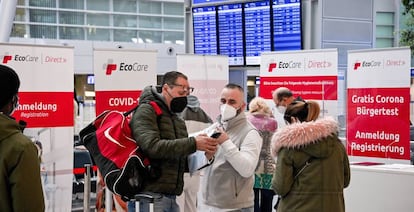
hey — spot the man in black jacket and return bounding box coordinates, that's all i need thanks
[129,71,217,212]
[0,64,45,211]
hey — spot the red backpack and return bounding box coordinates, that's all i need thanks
[79,101,162,201]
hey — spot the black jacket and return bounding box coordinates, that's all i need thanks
[130,86,197,195]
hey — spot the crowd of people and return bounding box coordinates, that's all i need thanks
[127,71,349,212]
[0,66,350,212]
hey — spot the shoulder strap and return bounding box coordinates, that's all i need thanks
[275,156,314,205]
[148,101,162,116]
[294,157,314,179]
[124,100,162,117]
[123,105,139,116]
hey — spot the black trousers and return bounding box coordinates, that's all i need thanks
[254,188,275,212]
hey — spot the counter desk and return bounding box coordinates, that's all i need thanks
[344,163,414,212]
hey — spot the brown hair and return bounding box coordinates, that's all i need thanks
[284,100,320,124]
[162,71,188,86]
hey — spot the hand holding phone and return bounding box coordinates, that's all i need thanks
[210,132,221,138]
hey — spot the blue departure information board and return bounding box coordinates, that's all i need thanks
[244,1,272,66]
[193,6,218,55]
[218,3,244,66]
[192,0,303,66]
[273,0,302,51]
[193,0,227,5]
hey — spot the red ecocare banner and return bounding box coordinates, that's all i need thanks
[13,92,74,128]
[95,90,142,115]
[259,76,338,100]
[346,87,410,160]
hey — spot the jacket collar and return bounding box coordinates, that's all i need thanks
[271,117,338,156]
[0,113,21,141]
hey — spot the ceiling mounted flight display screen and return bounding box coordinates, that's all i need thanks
[273,0,302,51]
[244,0,272,66]
[193,6,218,55]
[192,0,302,66]
[217,3,244,66]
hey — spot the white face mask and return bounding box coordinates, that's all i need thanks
[220,104,237,122]
[276,105,286,114]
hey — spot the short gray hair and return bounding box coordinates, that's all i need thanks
[272,87,292,102]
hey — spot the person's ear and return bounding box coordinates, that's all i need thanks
[2,99,13,115]
[12,95,18,107]
[162,84,169,92]
[241,102,246,110]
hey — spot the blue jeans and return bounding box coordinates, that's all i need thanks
[127,193,179,212]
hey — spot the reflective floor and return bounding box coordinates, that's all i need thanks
[72,192,96,212]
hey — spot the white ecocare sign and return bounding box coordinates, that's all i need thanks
[177,54,229,119]
[93,48,157,115]
[345,47,412,212]
[0,43,74,211]
[346,47,411,162]
[259,49,338,118]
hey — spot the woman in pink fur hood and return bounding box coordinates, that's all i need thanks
[271,100,350,212]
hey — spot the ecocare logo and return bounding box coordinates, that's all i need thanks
[267,60,302,72]
[267,63,277,72]
[353,62,361,70]
[106,63,117,75]
[353,60,381,70]
[2,54,39,64]
[105,60,149,75]
[2,55,12,64]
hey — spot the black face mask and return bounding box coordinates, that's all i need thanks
[170,96,187,113]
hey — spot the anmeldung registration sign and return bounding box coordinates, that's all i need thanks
[346,47,411,161]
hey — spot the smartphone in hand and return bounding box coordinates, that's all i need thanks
[211,132,221,138]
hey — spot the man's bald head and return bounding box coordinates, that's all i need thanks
[272,87,294,107]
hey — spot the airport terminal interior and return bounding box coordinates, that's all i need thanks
[1,0,414,211]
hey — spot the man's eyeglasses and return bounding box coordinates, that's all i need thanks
[171,83,194,94]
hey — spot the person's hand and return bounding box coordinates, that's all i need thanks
[195,134,218,156]
[205,151,215,160]
[212,128,229,145]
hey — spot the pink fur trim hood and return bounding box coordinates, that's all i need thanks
[271,116,339,156]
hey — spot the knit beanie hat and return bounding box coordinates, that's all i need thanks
[0,65,20,108]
